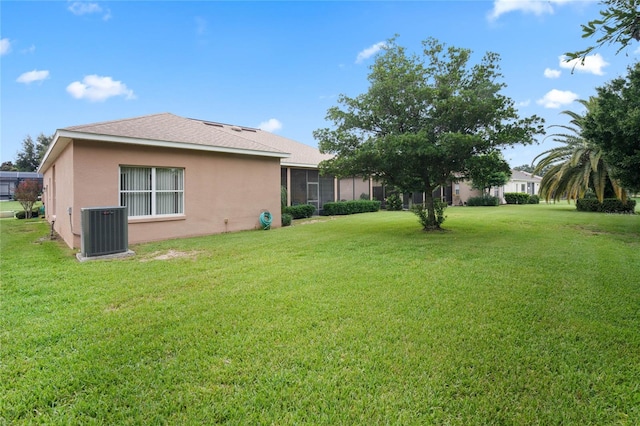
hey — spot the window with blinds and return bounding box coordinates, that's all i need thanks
[120,166,184,217]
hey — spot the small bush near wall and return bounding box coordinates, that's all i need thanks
[283,204,316,219]
[576,198,636,214]
[466,195,500,206]
[386,193,403,211]
[504,193,531,204]
[322,200,381,216]
[281,213,293,226]
[15,210,39,219]
[528,195,540,204]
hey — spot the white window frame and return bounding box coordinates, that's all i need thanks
[119,166,184,218]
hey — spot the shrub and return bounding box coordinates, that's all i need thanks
[504,192,531,204]
[528,194,540,204]
[466,195,500,206]
[576,199,600,212]
[283,204,315,219]
[15,210,39,219]
[577,198,636,214]
[321,200,381,216]
[281,213,293,227]
[600,198,635,213]
[411,201,447,229]
[386,193,403,211]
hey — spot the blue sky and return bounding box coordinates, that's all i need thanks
[2,1,639,167]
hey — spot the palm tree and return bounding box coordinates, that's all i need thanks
[533,99,626,203]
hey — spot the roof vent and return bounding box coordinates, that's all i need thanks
[231,126,242,132]
[203,121,223,127]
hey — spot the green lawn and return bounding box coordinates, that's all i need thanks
[1,204,639,425]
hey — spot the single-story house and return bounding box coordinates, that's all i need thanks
[38,112,375,250]
[39,113,294,249]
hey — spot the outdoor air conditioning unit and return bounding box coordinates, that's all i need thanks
[80,206,128,258]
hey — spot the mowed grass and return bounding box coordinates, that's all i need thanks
[1,204,639,425]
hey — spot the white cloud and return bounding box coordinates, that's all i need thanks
[517,99,531,107]
[68,2,111,20]
[355,41,386,64]
[66,75,135,102]
[22,44,36,54]
[68,2,101,15]
[488,0,555,21]
[17,69,50,84]
[536,89,579,108]
[0,38,11,55]
[258,118,283,133]
[488,0,578,21]
[544,68,561,79]
[559,54,609,75]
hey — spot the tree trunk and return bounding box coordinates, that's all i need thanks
[423,188,439,230]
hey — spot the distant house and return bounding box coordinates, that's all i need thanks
[503,169,542,196]
[0,171,43,201]
[384,169,542,207]
[449,169,542,205]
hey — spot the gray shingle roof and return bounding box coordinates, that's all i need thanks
[63,113,287,156]
[510,169,542,182]
[60,112,331,168]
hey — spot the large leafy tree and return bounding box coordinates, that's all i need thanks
[533,99,626,202]
[565,0,640,63]
[582,62,640,193]
[15,133,53,172]
[314,37,544,229]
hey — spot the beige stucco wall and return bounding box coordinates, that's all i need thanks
[454,181,482,205]
[43,142,76,249]
[44,139,281,249]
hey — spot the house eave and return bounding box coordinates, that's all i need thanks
[38,129,290,173]
[280,161,322,169]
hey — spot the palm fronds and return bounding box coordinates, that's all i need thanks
[533,100,626,202]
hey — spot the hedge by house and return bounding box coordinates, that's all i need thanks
[576,198,636,214]
[504,193,531,204]
[15,210,39,219]
[466,195,500,206]
[321,200,381,216]
[282,204,316,219]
